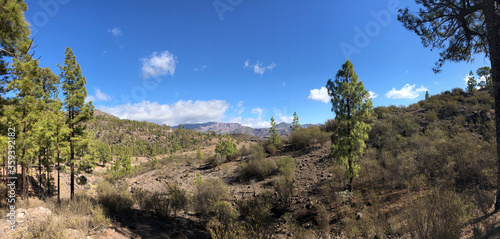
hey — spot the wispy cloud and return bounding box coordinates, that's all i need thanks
[140,50,177,78]
[244,60,276,75]
[85,88,111,102]
[368,91,378,99]
[108,27,123,37]
[100,100,229,126]
[385,84,428,99]
[307,87,330,103]
[194,65,207,72]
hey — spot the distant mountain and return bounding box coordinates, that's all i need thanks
[173,122,321,138]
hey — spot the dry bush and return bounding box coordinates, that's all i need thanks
[273,176,295,210]
[96,181,134,214]
[236,192,274,237]
[23,215,65,239]
[193,177,230,217]
[405,189,471,239]
[315,203,331,237]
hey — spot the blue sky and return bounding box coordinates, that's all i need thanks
[24,0,491,127]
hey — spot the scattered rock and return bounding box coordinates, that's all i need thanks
[356,212,362,220]
[64,229,85,239]
[103,228,115,236]
[305,201,314,209]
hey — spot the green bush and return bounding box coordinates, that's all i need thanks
[290,126,329,148]
[205,153,226,168]
[193,177,230,217]
[238,157,276,180]
[168,183,187,217]
[275,156,295,178]
[215,134,238,160]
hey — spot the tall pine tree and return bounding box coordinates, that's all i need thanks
[58,47,94,200]
[326,60,373,192]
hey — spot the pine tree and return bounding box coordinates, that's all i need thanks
[425,91,430,100]
[269,117,281,146]
[290,112,300,132]
[196,146,203,160]
[58,47,94,200]
[326,60,373,192]
[7,41,46,199]
[467,71,477,93]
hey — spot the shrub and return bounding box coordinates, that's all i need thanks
[237,192,274,237]
[205,154,226,168]
[193,177,230,217]
[24,215,65,239]
[405,189,471,239]
[290,126,329,148]
[97,181,134,214]
[315,203,331,238]
[238,157,276,180]
[168,183,187,217]
[273,176,295,210]
[215,134,238,160]
[275,156,295,178]
[196,147,203,159]
[145,192,171,220]
[212,200,239,225]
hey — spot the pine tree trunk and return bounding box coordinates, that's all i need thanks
[484,1,500,213]
[38,154,42,198]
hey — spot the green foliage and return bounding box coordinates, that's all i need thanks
[290,111,300,132]
[266,117,282,154]
[238,157,276,180]
[215,134,238,160]
[193,177,230,217]
[275,156,295,178]
[168,183,187,217]
[326,60,373,191]
[425,91,430,99]
[467,71,477,93]
[290,125,329,148]
[196,146,204,159]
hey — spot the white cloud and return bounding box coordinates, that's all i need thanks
[229,107,292,128]
[85,88,111,102]
[368,91,378,99]
[237,101,243,107]
[251,108,265,118]
[307,87,330,103]
[194,65,207,72]
[108,27,123,37]
[244,60,276,75]
[274,109,293,123]
[230,117,270,128]
[140,51,177,78]
[99,100,229,126]
[385,84,428,99]
[283,82,286,87]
